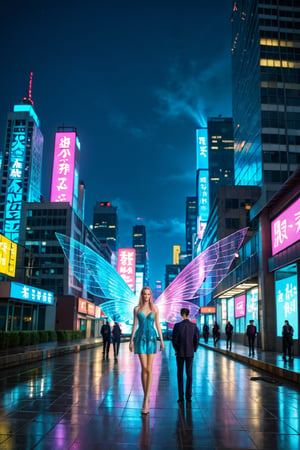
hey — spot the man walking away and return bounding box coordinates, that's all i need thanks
[225,320,233,351]
[101,320,111,358]
[282,320,294,362]
[172,308,200,403]
[246,320,257,357]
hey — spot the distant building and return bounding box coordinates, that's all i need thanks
[165,264,185,289]
[133,224,149,287]
[186,197,197,262]
[93,202,118,253]
[0,74,44,243]
[17,202,111,298]
[207,117,234,208]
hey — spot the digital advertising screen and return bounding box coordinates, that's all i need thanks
[117,248,136,292]
[275,264,298,339]
[271,196,300,255]
[235,294,246,318]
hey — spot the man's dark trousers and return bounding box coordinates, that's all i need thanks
[176,356,194,400]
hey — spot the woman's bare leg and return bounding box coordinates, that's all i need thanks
[138,354,148,398]
[144,354,155,404]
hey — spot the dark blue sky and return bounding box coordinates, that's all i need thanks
[0,0,233,287]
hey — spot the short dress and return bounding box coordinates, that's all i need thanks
[133,311,157,354]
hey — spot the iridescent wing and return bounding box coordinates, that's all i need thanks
[155,228,248,323]
[56,233,136,321]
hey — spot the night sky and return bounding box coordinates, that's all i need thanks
[1,0,233,287]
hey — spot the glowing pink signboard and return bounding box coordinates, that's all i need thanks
[235,294,246,318]
[117,249,136,292]
[271,197,300,255]
[50,132,76,204]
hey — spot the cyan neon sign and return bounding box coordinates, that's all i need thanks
[10,282,54,305]
[4,126,26,243]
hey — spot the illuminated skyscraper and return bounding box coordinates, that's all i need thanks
[232,0,300,203]
[133,224,149,287]
[186,196,197,261]
[207,117,234,207]
[93,202,118,253]
[0,74,44,243]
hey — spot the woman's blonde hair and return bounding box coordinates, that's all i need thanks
[138,286,155,311]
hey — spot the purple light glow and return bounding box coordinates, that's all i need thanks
[271,196,300,255]
[50,132,76,204]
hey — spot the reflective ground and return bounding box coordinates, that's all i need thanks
[0,341,299,449]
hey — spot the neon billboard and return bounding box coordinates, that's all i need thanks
[196,128,210,235]
[10,282,54,305]
[271,196,300,255]
[50,132,76,204]
[117,249,136,292]
[275,264,298,339]
[0,234,17,277]
[235,294,246,318]
[4,126,27,243]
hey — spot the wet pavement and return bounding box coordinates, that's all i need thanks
[0,340,299,449]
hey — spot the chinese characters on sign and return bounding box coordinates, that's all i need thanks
[0,234,17,277]
[4,127,26,243]
[117,249,136,292]
[196,129,210,237]
[50,132,76,205]
[275,270,298,339]
[10,282,54,305]
[271,196,300,255]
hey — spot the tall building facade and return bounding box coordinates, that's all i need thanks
[93,202,118,253]
[0,79,44,243]
[207,117,234,207]
[232,0,300,203]
[186,196,197,262]
[132,224,149,287]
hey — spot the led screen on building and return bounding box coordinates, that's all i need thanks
[0,234,17,277]
[4,126,27,243]
[227,298,234,324]
[50,132,76,205]
[275,264,298,339]
[246,288,259,330]
[10,282,54,305]
[117,248,136,292]
[271,196,300,255]
[196,128,210,237]
[235,294,246,318]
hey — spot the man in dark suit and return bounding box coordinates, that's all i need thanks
[246,319,257,357]
[172,308,200,403]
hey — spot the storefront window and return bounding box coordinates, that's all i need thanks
[275,263,298,339]
[227,298,234,325]
[0,304,7,331]
[12,305,22,331]
[23,305,33,330]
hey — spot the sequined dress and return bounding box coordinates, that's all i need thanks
[133,311,157,354]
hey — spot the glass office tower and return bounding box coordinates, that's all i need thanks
[0,81,44,243]
[232,0,300,202]
[207,117,234,208]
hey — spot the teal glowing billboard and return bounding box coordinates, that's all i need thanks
[275,264,298,339]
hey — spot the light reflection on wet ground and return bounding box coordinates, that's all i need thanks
[0,341,299,449]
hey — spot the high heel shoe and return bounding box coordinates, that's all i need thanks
[141,407,149,415]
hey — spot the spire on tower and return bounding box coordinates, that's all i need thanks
[22,72,34,106]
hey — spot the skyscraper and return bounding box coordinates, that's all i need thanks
[93,202,118,253]
[0,74,44,243]
[232,0,300,203]
[207,117,234,207]
[186,196,197,261]
[133,224,149,287]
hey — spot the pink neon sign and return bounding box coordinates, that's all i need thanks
[117,248,136,292]
[235,294,246,318]
[271,196,300,255]
[50,132,76,204]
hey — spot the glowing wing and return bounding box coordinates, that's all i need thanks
[56,233,136,321]
[155,228,248,323]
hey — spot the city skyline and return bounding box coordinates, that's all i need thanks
[0,0,233,285]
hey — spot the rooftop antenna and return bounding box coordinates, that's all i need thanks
[22,72,34,106]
